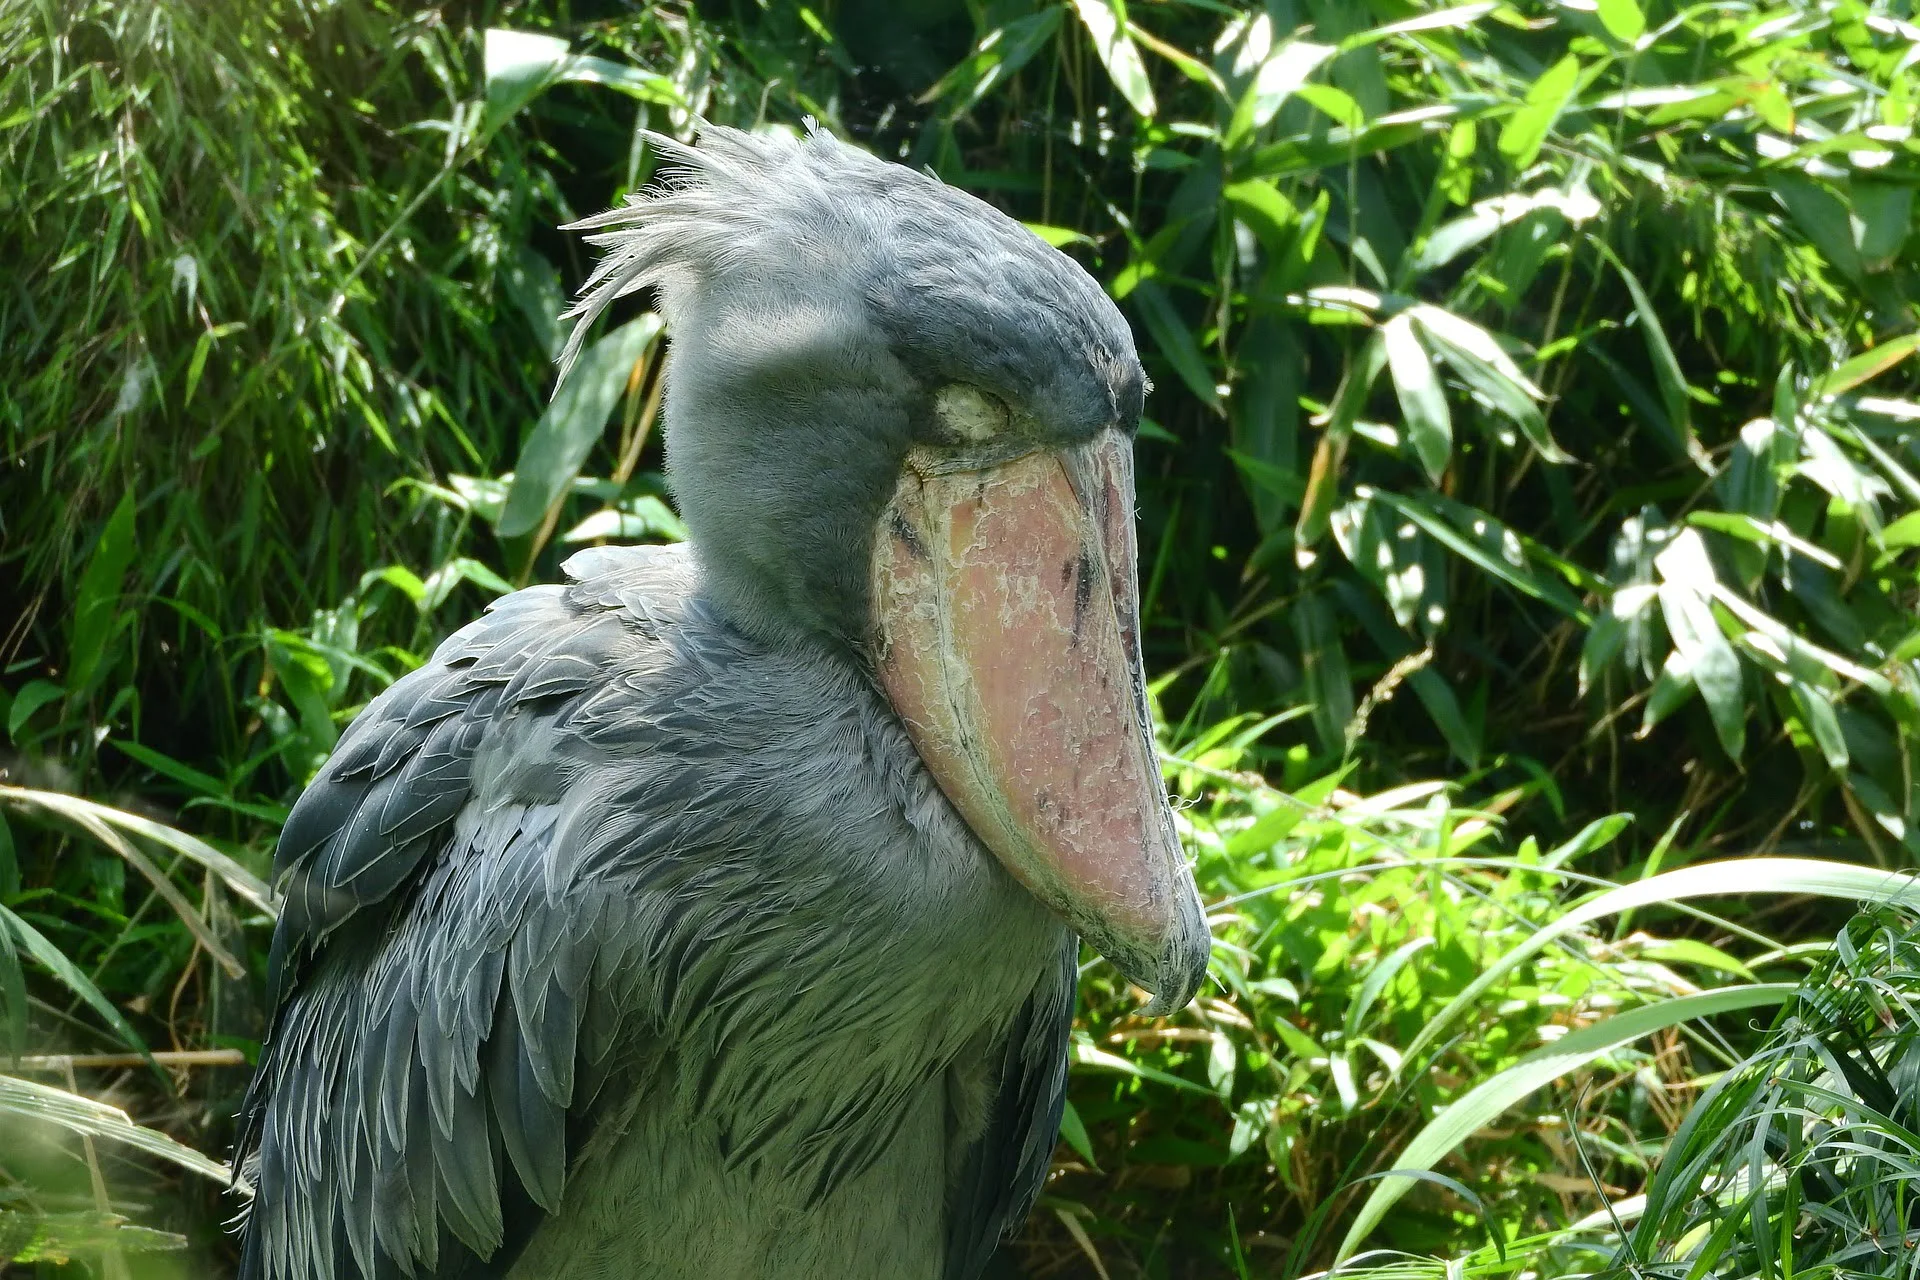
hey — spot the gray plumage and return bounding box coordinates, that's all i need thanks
[236,124,1184,1280]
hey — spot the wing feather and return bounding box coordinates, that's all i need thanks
[236,546,695,1280]
[943,937,1077,1280]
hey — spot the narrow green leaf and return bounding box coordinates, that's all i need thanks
[1654,530,1745,760]
[0,905,149,1057]
[1058,1099,1099,1168]
[500,316,663,538]
[1686,511,1842,569]
[920,10,1063,111]
[110,740,228,799]
[1638,938,1755,981]
[1223,41,1334,148]
[1224,802,1309,858]
[1338,985,1795,1261]
[1070,0,1156,118]
[1880,509,1920,549]
[6,681,65,743]
[1591,242,1706,470]
[1023,223,1094,248]
[67,491,137,698]
[183,329,214,407]
[1409,305,1568,462]
[1293,83,1364,130]
[0,1074,240,1191]
[1344,937,1433,1041]
[1496,55,1579,169]
[1401,858,1920,1076]
[1293,591,1353,751]
[1816,334,1920,399]
[1382,314,1451,482]
[1222,179,1297,255]
[1658,583,1745,759]
[1073,1039,1212,1095]
[1129,281,1220,415]
[1787,680,1849,771]
[1271,1017,1323,1063]
[0,903,21,1055]
[1337,4,1497,51]
[1365,489,1585,619]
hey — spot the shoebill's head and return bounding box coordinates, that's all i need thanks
[561,124,1209,1013]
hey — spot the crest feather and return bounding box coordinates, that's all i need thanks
[556,122,869,379]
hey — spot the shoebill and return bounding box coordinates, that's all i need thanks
[234,124,1210,1280]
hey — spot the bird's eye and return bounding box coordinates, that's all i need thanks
[933,384,1009,445]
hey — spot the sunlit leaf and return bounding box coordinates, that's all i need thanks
[1594,0,1646,42]
[499,316,663,538]
[482,29,679,139]
[1816,333,1920,399]
[0,1074,241,1192]
[1409,305,1569,463]
[1497,54,1580,169]
[1224,41,1334,147]
[1382,313,1451,481]
[1071,0,1156,118]
[920,10,1064,110]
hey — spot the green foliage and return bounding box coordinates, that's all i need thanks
[905,0,1920,857]
[1623,905,1920,1280]
[1,0,1918,1274]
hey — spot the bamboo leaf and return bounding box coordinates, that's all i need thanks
[1129,281,1220,415]
[1071,0,1156,118]
[67,490,137,699]
[1383,313,1452,482]
[1816,334,1920,399]
[1409,305,1569,463]
[1365,489,1585,619]
[1497,55,1580,169]
[919,9,1063,110]
[1585,242,1704,469]
[1224,41,1334,148]
[500,316,663,538]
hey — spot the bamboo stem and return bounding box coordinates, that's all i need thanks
[6,1049,247,1072]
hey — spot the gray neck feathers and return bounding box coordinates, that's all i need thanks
[658,286,918,655]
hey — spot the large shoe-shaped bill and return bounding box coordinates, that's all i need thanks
[871,427,1209,1014]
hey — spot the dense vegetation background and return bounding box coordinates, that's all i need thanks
[3,0,1920,1275]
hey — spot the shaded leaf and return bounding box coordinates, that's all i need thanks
[1130,281,1221,415]
[67,491,137,698]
